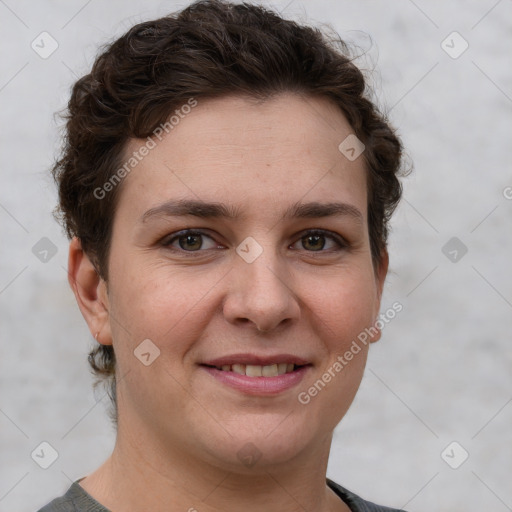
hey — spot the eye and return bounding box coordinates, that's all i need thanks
[161,228,347,254]
[291,229,347,252]
[162,230,220,252]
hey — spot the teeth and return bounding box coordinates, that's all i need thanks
[215,363,298,377]
[262,364,278,377]
[246,365,262,377]
[232,364,245,375]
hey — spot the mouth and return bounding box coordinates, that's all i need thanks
[199,354,312,395]
[201,362,306,377]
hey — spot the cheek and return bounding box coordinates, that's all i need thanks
[297,274,374,431]
[106,268,219,418]
[305,268,377,415]
[305,266,379,346]
[107,265,219,362]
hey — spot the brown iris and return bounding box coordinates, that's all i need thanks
[178,234,203,251]
[302,234,325,251]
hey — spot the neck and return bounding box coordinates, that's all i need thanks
[80,423,349,512]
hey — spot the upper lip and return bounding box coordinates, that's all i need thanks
[201,353,311,367]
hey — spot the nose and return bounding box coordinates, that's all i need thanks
[222,249,300,333]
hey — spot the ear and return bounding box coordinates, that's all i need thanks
[67,237,112,345]
[369,248,389,343]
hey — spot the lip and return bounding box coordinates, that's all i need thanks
[202,353,311,367]
[200,364,311,396]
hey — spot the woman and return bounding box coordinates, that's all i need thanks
[39,0,406,510]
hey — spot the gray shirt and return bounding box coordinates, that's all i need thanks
[36,478,407,512]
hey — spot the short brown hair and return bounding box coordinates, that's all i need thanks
[52,0,405,421]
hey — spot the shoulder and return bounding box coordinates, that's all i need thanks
[36,492,75,512]
[36,481,109,512]
[327,478,408,512]
[39,478,404,512]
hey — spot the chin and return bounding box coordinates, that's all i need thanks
[194,412,320,472]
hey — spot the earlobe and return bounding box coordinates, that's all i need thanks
[369,329,381,343]
[67,237,112,345]
[370,249,390,344]
[375,248,389,303]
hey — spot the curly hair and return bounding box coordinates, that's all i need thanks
[52,0,405,422]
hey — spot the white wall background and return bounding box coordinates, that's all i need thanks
[1,1,511,511]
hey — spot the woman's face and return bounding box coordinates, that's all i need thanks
[101,93,387,470]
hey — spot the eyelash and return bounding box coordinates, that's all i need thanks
[160,229,348,255]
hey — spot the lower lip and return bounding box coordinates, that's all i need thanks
[200,365,310,395]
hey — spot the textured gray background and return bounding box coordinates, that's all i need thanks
[1,1,511,511]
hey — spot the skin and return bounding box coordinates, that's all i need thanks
[69,92,388,512]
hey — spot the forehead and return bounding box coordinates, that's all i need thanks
[117,93,367,223]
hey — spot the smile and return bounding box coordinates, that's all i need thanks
[208,363,300,377]
[199,353,312,394]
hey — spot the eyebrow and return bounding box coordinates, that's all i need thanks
[140,199,363,224]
